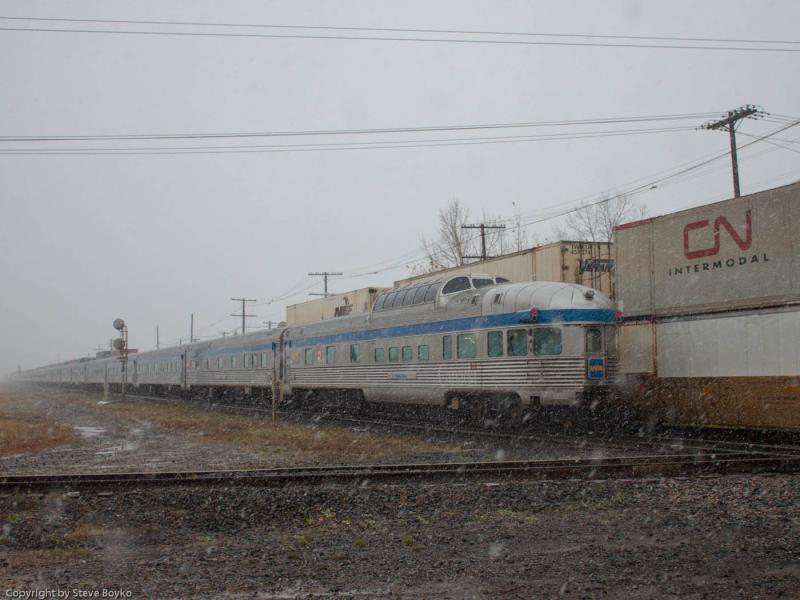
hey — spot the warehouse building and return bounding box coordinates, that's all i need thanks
[614,180,800,429]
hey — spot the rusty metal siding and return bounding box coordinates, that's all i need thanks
[615,181,800,317]
[286,287,389,325]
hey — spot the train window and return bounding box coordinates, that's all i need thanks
[534,328,562,355]
[218,357,223,369]
[487,331,504,357]
[373,294,387,311]
[586,328,603,353]
[442,276,471,295]
[350,344,360,363]
[261,352,268,368]
[384,291,398,308]
[401,290,416,306]
[472,278,493,288]
[305,348,314,366]
[493,293,503,304]
[231,355,237,369]
[424,283,442,302]
[374,348,385,362]
[393,290,408,308]
[388,347,399,362]
[204,358,209,370]
[457,334,477,359]
[507,329,528,357]
[326,346,336,364]
[418,345,429,361]
[402,346,413,361]
[495,277,510,283]
[412,285,428,304]
[442,336,453,360]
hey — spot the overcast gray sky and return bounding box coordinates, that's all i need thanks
[1,0,798,375]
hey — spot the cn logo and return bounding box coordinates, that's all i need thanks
[683,210,752,259]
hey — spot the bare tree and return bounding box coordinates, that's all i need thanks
[418,198,474,273]
[558,193,646,243]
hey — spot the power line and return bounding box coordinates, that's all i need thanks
[0,126,698,156]
[0,112,719,142]
[1,24,797,52]
[2,15,798,46]
[0,125,698,153]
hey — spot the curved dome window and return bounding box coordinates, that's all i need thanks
[441,276,471,295]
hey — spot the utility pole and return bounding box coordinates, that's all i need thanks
[701,105,765,198]
[231,298,257,334]
[156,325,160,350]
[263,320,274,329]
[308,272,343,298]
[462,223,507,261]
[190,313,194,344]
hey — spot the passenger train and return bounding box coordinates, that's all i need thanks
[18,275,620,420]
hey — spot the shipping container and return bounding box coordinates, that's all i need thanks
[395,241,614,296]
[286,286,388,326]
[614,181,800,318]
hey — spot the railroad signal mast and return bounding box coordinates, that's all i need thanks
[112,318,128,400]
[701,105,765,198]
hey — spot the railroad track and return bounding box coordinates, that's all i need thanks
[3,452,799,494]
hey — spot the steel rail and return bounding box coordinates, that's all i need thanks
[3,453,798,493]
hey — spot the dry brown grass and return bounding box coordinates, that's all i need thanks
[0,409,76,456]
[101,399,457,463]
[0,387,76,455]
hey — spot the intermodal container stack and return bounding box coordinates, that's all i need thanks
[614,181,800,429]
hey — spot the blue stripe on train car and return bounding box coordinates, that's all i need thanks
[287,308,617,349]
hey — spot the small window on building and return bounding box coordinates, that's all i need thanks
[457,334,477,359]
[304,348,314,366]
[326,346,336,364]
[388,347,400,362]
[534,328,563,355]
[442,276,471,295]
[402,346,413,361]
[418,345,429,361]
[487,331,504,357]
[350,344,361,363]
[374,348,385,362]
[508,329,528,357]
[443,336,453,360]
[586,328,603,353]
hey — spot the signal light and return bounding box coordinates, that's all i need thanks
[530,308,538,322]
[614,310,622,322]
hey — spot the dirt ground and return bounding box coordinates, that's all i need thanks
[2,475,799,599]
[2,385,799,598]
